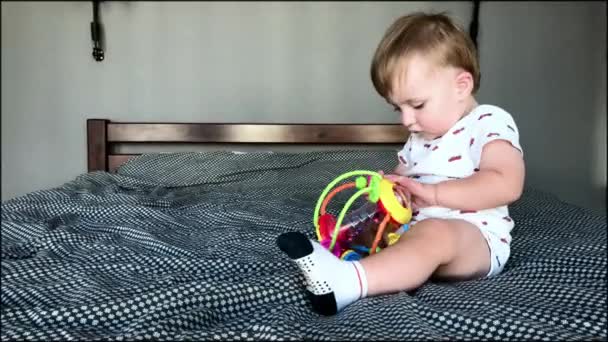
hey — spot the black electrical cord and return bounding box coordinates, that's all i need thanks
[469,0,481,88]
[91,0,105,62]
[469,0,481,49]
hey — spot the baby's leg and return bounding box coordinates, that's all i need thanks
[277,218,490,315]
[361,218,490,296]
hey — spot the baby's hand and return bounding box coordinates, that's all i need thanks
[382,174,439,209]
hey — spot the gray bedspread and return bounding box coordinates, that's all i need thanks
[2,151,606,340]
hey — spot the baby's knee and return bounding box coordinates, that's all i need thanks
[407,219,461,261]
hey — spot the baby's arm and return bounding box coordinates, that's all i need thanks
[437,139,525,210]
[393,163,408,176]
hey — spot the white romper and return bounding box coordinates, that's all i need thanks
[397,104,524,277]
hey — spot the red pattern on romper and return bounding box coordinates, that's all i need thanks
[470,138,475,146]
[460,210,477,214]
[453,127,465,135]
[399,155,407,164]
[507,125,515,132]
[424,144,431,148]
[482,221,488,225]
[503,216,512,222]
[478,113,492,120]
[487,133,500,137]
[448,155,462,162]
[500,238,509,244]
[432,146,439,151]
[474,168,480,172]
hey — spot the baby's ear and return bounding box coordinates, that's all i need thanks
[455,70,474,98]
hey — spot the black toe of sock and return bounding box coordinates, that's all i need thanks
[276,231,314,259]
[277,232,338,316]
[308,291,338,316]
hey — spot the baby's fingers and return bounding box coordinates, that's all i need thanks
[397,177,427,195]
[412,197,430,209]
[383,174,405,183]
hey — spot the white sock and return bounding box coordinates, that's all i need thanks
[276,231,368,315]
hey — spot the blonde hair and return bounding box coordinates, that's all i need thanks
[370,12,480,99]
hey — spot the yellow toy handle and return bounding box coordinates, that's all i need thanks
[378,179,412,224]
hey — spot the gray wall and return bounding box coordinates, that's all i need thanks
[475,1,606,212]
[2,1,606,212]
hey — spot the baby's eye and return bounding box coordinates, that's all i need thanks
[413,103,425,110]
[393,106,401,113]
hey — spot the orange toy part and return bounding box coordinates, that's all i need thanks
[320,182,356,216]
[369,211,391,255]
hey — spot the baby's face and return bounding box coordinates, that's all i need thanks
[388,53,471,140]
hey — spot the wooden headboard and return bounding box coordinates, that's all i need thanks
[87,119,409,173]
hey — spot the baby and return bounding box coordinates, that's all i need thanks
[277,12,525,316]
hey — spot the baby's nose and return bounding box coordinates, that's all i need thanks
[401,111,416,127]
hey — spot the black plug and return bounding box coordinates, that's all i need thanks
[91,1,104,62]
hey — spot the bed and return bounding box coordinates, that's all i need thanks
[1,119,606,340]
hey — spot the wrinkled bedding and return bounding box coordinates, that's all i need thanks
[2,151,606,340]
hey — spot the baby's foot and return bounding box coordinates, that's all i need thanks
[276,231,368,315]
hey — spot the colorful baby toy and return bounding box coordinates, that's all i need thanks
[313,170,413,261]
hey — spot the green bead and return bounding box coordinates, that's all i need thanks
[368,175,381,203]
[355,176,367,189]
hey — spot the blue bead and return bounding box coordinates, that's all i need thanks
[343,251,362,261]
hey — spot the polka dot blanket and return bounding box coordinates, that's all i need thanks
[1,151,606,340]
